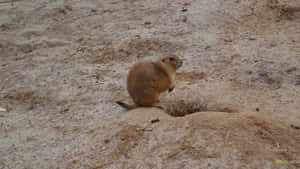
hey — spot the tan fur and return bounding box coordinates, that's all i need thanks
[117,55,183,110]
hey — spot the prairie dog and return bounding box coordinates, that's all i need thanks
[116,55,183,110]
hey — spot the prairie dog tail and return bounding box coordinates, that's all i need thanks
[116,101,137,110]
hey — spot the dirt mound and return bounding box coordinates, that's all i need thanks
[66,110,300,169]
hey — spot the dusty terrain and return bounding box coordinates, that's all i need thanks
[0,0,300,168]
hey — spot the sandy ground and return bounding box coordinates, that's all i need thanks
[0,0,300,168]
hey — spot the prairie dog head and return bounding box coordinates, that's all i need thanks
[157,55,183,74]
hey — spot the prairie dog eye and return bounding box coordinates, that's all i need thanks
[169,57,175,61]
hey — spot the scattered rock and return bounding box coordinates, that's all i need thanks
[150,118,160,123]
[257,70,281,89]
[19,43,34,53]
[205,45,211,50]
[183,2,191,6]
[144,21,151,25]
[64,5,73,11]
[0,107,6,112]
[76,47,86,53]
[0,23,10,31]
[290,124,300,130]
[248,35,256,40]
[77,37,84,42]
[181,7,188,12]
[256,130,263,136]
[269,41,277,47]
[181,15,187,22]
[136,126,153,132]
[58,8,67,14]
[246,70,253,74]
[60,107,69,114]
[224,38,233,42]
[285,67,297,73]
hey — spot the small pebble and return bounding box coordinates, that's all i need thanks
[64,5,73,11]
[256,130,263,135]
[205,45,211,49]
[181,15,187,22]
[77,37,84,42]
[59,9,67,14]
[181,7,188,12]
[151,118,160,123]
[144,21,151,25]
[183,2,191,6]
[248,36,256,40]
[291,124,300,130]
[285,67,297,73]
[0,107,6,112]
[76,47,86,52]
[224,38,233,42]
